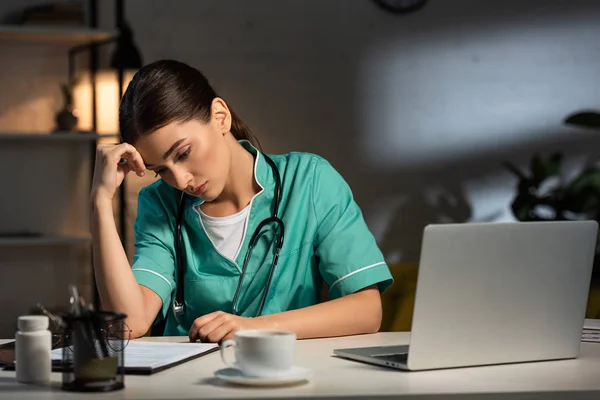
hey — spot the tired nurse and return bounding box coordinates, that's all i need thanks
[90,59,393,342]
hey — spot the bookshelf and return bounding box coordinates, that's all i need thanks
[0,25,116,44]
[0,235,91,246]
[0,1,125,338]
[0,132,119,141]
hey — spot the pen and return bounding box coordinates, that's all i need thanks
[68,285,81,317]
[69,286,97,359]
[87,303,110,358]
[36,302,66,330]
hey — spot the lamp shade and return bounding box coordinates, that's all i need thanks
[68,21,142,137]
[110,23,143,70]
[72,70,136,135]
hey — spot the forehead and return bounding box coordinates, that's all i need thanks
[135,120,201,163]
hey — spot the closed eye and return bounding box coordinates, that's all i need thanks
[151,145,191,177]
[176,146,191,162]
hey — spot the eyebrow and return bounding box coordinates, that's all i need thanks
[144,138,187,168]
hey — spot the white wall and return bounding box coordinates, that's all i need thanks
[118,0,600,264]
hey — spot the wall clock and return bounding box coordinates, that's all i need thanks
[373,0,428,14]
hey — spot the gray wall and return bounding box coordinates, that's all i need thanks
[117,0,600,264]
[1,0,600,331]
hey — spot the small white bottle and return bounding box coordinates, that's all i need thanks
[15,315,52,384]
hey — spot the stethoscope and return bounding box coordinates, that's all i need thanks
[172,154,284,325]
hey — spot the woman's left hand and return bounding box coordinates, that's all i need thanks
[189,311,264,343]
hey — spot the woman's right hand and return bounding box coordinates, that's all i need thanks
[91,143,146,201]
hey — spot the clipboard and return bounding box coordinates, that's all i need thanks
[2,340,219,375]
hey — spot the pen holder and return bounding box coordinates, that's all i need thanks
[60,311,127,392]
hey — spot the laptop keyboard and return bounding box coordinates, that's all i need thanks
[373,353,408,363]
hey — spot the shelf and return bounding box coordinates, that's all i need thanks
[0,235,91,246]
[0,25,117,45]
[0,132,120,141]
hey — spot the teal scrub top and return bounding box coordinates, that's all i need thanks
[131,140,394,335]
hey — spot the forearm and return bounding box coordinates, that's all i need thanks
[91,196,149,336]
[258,286,382,339]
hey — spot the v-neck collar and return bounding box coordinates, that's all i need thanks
[184,140,277,273]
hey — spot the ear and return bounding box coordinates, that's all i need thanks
[211,97,232,135]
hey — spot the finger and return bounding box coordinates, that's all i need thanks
[112,144,145,176]
[190,317,225,343]
[198,316,228,343]
[105,143,132,163]
[188,318,203,342]
[97,143,117,152]
[129,149,146,176]
[96,145,127,174]
[188,311,222,342]
[221,328,237,343]
[115,157,134,176]
[117,156,143,177]
[194,311,223,328]
[207,322,236,344]
[188,325,198,343]
[120,163,132,177]
[96,144,118,161]
[99,143,144,177]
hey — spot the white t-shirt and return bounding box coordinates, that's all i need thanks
[197,205,250,263]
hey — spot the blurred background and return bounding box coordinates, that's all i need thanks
[1,0,600,338]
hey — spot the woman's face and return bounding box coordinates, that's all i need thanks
[134,99,233,202]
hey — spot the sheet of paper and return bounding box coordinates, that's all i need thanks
[582,329,600,343]
[583,318,600,330]
[51,340,218,370]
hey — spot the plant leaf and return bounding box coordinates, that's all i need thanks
[530,153,562,183]
[566,169,600,196]
[546,153,563,176]
[503,161,527,180]
[531,154,546,183]
[511,194,537,221]
[564,111,600,129]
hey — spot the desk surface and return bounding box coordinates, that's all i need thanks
[1,332,600,400]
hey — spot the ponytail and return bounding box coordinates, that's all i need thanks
[120,59,262,151]
[230,108,262,151]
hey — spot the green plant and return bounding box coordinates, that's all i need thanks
[504,110,600,294]
[60,83,73,107]
[504,109,600,222]
[504,153,600,222]
[59,76,79,108]
[54,78,80,133]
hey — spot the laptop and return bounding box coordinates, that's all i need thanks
[334,221,598,371]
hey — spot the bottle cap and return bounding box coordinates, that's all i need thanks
[18,315,49,332]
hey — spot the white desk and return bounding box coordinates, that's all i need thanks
[1,333,600,399]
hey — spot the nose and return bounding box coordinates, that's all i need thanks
[172,168,193,191]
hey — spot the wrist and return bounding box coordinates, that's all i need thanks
[255,314,281,331]
[90,192,114,213]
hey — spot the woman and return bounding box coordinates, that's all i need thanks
[90,59,393,342]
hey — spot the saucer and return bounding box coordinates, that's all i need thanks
[214,366,312,386]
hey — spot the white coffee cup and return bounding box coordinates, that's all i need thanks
[220,329,296,377]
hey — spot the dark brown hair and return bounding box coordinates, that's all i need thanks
[119,59,257,145]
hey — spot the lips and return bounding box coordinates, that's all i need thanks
[190,182,207,196]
